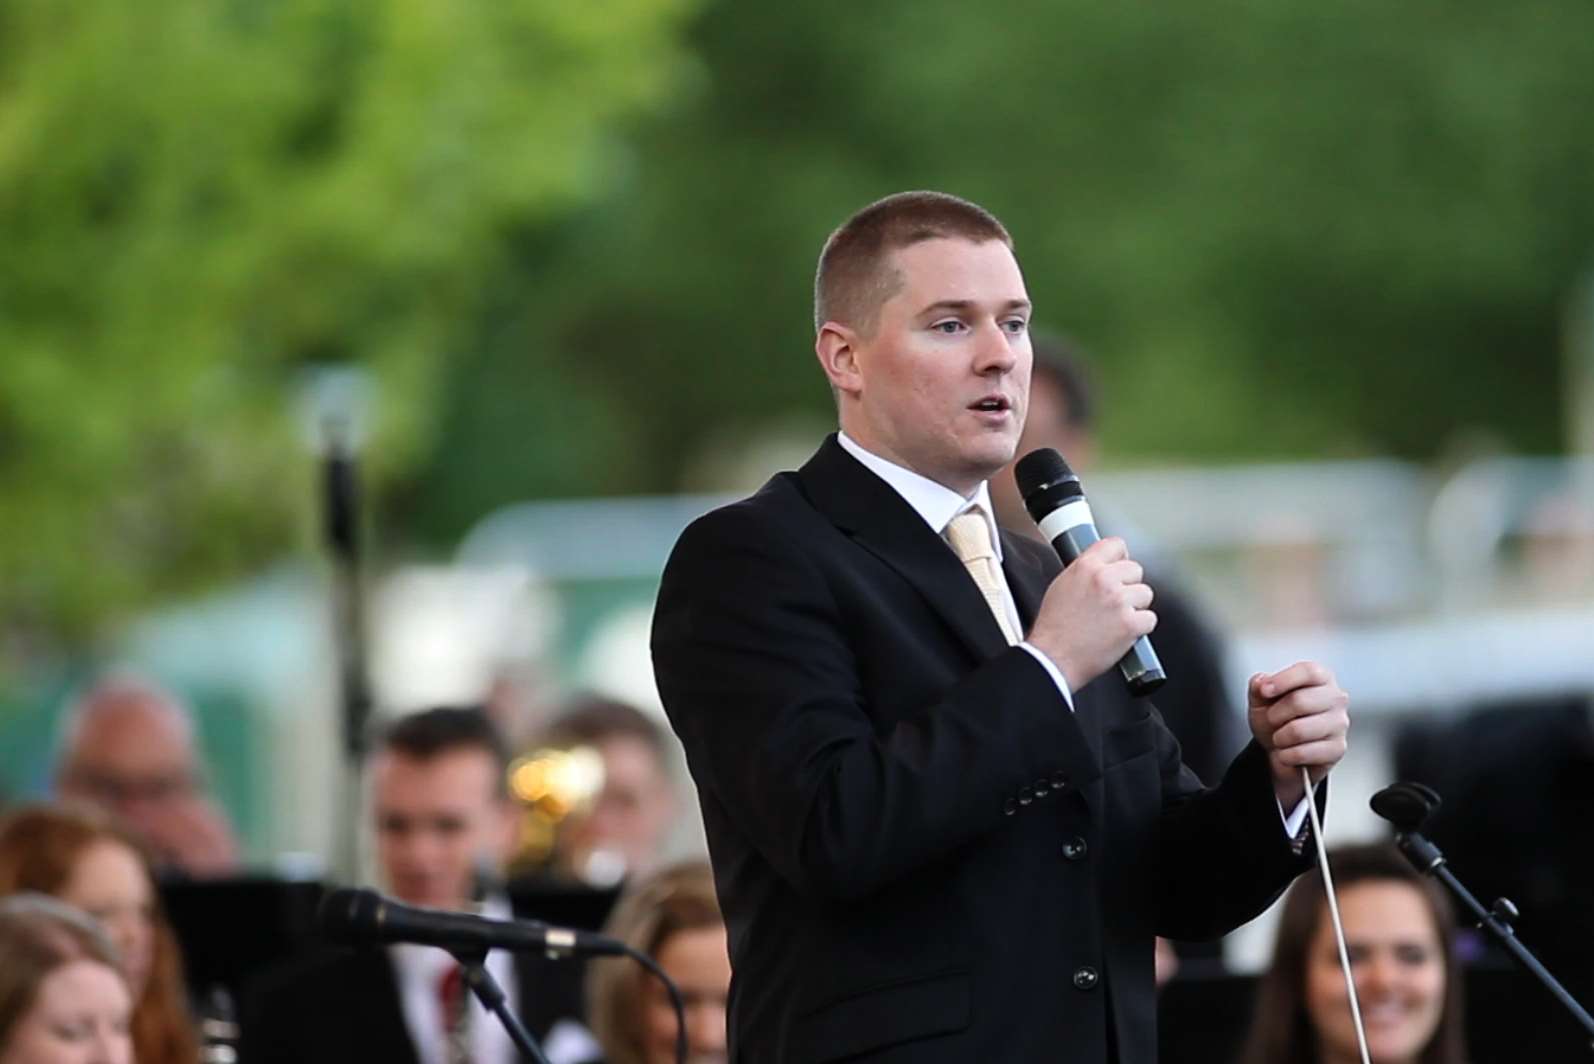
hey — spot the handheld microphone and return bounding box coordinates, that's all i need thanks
[317,887,626,958]
[1014,448,1166,697]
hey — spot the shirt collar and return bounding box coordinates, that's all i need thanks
[836,432,1004,561]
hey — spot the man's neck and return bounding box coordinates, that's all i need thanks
[835,430,983,499]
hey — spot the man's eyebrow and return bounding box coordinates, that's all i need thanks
[916,298,1033,317]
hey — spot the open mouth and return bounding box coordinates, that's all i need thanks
[970,396,1011,413]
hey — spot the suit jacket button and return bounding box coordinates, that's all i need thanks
[1051,771,1069,789]
[1033,779,1050,798]
[1061,837,1088,861]
[1073,966,1099,991]
[1018,786,1034,806]
[1003,798,1018,816]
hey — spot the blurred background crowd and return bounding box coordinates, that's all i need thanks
[3,1,1594,1061]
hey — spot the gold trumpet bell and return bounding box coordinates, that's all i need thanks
[507,745,606,872]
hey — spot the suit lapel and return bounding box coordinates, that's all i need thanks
[998,528,1051,633]
[361,949,425,1064]
[797,436,1009,662]
[999,528,1107,781]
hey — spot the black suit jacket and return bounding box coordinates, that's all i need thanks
[651,436,1317,1063]
[241,943,581,1064]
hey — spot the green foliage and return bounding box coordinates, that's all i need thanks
[413,0,1594,541]
[0,0,697,645]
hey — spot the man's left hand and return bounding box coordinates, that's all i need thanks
[1247,661,1350,810]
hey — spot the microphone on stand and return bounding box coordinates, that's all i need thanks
[1371,782,1594,1049]
[317,888,626,958]
[1014,448,1166,696]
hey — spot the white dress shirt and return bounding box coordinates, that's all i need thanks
[390,894,519,1064]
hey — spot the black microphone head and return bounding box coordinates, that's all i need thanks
[316,887,383,944]
[1369,782,1442,833]
[1014,448,1083,524]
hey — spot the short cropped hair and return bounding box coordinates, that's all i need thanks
[538,695,670,766]
[377,706,510,794]
[814,191,1012,336]
[1029,333,1097,432]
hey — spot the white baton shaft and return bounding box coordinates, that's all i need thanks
[1302,765,1371,1064]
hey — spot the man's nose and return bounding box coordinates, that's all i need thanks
[973,321,1018,372]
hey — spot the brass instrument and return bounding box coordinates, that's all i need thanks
[506,745,605,872]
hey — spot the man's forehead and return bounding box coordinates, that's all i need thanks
[886,237,1027,302]
[372,748,499,796]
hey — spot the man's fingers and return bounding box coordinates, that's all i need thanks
[1271,706,1349,750]
[1270,737,1348,769]
[1123,584,1154,611]
[1251,661,1333,703]
[1080,536,1129,564]
[1264,683,1348,729]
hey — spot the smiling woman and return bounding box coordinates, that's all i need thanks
[0,806,198,1064]
[0,894,133,1064]
[1239,843,1469,1064]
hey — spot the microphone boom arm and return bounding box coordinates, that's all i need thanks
[1372,784,1594,1051]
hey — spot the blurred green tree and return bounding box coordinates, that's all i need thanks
[411,0,1594,541]
[0,0,697,652]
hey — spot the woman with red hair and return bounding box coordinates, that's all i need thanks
[0,805,198,1064]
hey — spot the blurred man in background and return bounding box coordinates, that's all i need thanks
[244,706,585,1064]
[54,674,241,877]
[536,695,680,889]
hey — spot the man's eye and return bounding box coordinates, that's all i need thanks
[932,320,964,334]
[1003,318,1029,334]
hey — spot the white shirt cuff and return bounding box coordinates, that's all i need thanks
[1018,642,1074,711]
[1280,794,1311,839]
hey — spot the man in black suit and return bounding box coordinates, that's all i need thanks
[651,191,1351,1062]
[243,707,588,1064]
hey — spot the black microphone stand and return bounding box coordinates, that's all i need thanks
[449,946,553,1064]
[1374,783,1594,1052]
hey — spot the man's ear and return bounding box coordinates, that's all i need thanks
[815,322,864,398]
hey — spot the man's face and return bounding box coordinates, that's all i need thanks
[822,237,1032,495]
[57,699,202,830]
[558,735,676,884]
[372,748,512,910]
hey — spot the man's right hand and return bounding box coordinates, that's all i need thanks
[1025,537,1156,692]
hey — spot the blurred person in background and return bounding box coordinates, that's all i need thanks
[1239,843,1467,1064]
[52,675,239,878]
[0,806,197,1064]
[581,859,728,1064]
[989,334,1243,789]
[0,894,135,1064]
[534,696,680,889]
[243,706,581,1064]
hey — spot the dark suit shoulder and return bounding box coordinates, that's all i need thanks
[662,472,831,586]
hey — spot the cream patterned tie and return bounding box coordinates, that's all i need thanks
[944,508,1021,645]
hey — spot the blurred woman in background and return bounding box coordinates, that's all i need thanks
[0,805,197,1064]
[586,859,729,1064]
[0,893,133,1064]
[1240,842,1468,1064]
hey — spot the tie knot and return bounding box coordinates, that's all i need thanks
[945,509,997,564]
